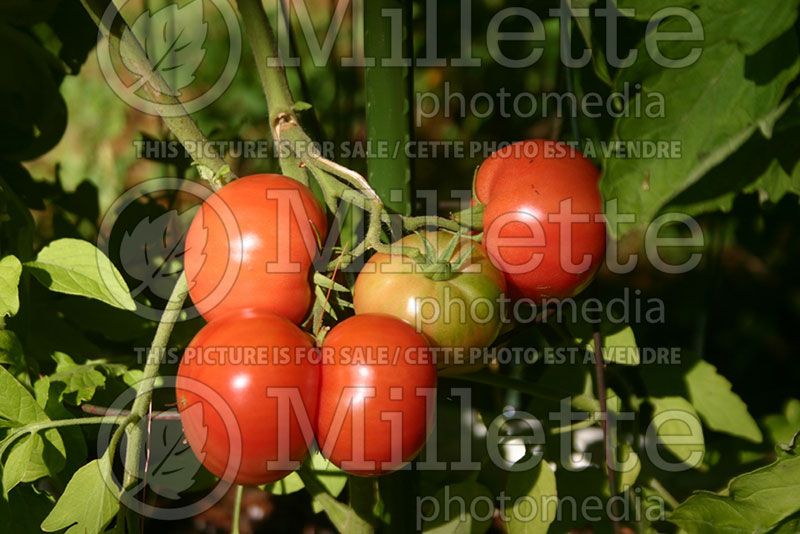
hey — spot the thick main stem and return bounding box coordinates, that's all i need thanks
[237,0,307,185]
[365,0,413,215]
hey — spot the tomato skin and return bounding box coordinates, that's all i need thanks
[353,231,506,373]
[477,140,606,300]
[316,314,436,476]
[183,174,328,323]
[176,313,319,485]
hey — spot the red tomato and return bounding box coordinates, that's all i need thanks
[316,314,436,476]
[176,313,319,485]
[477,140,606,300]
[183,174,328,323]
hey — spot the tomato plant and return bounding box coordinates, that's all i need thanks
[316,314,436,475]
[176,312,319,485]
[353,230,506,373]
[2,1,799,534]
[183,173,328,323]
[478,139,606,301]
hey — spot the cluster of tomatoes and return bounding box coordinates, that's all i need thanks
[175,139,605,485]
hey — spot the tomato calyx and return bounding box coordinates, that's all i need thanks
[407,231,474,282]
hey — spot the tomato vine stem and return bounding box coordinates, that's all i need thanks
[79,0,234,187]
[231,485,244,534]
[116,274,189,529]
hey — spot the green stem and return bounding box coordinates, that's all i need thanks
[402,216,462,233]
[80,0,233,187]
[0,416,130,459]
[450,203,484,230]
[365,0,413,214]
[237,0,307,184]
[118,274,188,525]
[232,485,244,534]
[649,478,680,510]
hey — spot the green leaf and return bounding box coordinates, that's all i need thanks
[46,352,107,404]
[770,513,800,534]
[684,360,762,443]
[763,399,800,447]
[588,326,640,365]
[642,353,762,443]
[0,256,21,318]
[669,452,800,533]
[422,481,494,533]
[614,0,695,19]
[505,460,557,534]
[567,0,613,86]
[648,396,705,467]
[0,365,66,493]
[25,238,136,310]
[41,454,119,534]
[292,101,313,112]
[2,433,54,495]
[668,118,800,217]
[0,330,24,368]
[0,364,48,425]
[268,451,346,509]
[617,443,641,492]
[299,467,373,534]
[601,4,800,237]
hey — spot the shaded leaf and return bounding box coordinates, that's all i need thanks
[505,460,557,534]
[647,396,705,467]
[763,399,800,447]
[670,452,800,533]
[44,352,107,405]
[684,360,762,443]
[589,325,640,365]
[601,4,800,237]
[422,481,494,533]
[642,353,761,443]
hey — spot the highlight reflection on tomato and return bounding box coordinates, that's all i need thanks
[176,312,319,485]
[477,140,606,300]
[316,314,436,476]
[183,174,328,323]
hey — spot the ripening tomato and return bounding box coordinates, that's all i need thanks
[176,313,319,485]
[316,314,436,476]
[477,140,606,301]
[353,231,506,374]
[183,174,328,323]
